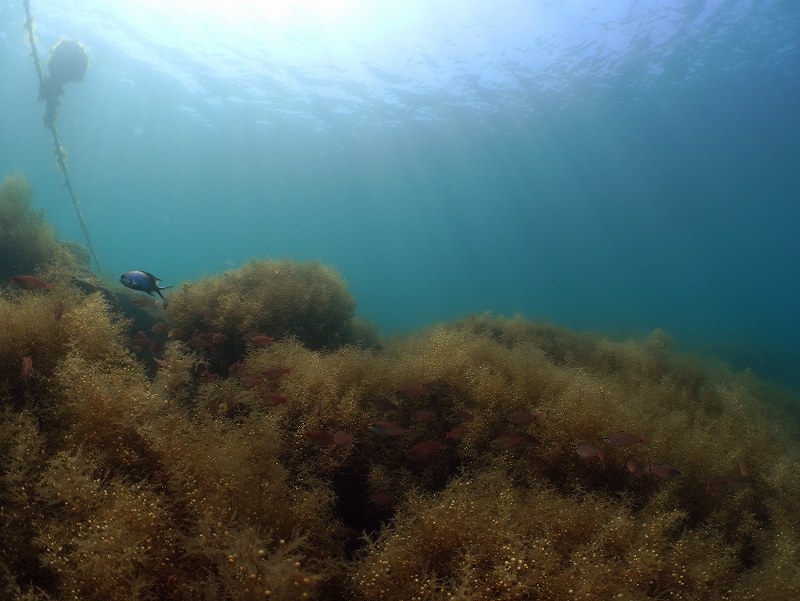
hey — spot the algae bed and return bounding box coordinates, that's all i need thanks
[2,173,800,600]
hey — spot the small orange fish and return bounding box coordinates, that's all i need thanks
[261,391,288,406]
[333,430,353,446]
[210,333,228,345]
[368,420,409,437]
[445,426,466,441]
[228,361,243,376]
[199,368,218,383]
[133,330,149,343]
[371,491,396,509]
[367,396,400,411]
[413,409,437,424]
[150,322,169,333]
[240,375,264,389]
[21,355,33,382]
[409,440,444,459]
[306,430,335,447]
[706,475,730,493]
[10,275,52,290]
[645,463,681,480]
[507,411,538,426]
[132,297,159,307]
[450,410,474,424]
[604,431,650,447]
[706,467,750,493]
[262,366,293,379]
[248,335,273,347]
[53,301,65,320]
[576,442,605,463]
[627,458,644,475]
[423,380,452,395]
[149,341,161,354]
[491,430,536,450]
[188,336,212,349]
[394,385,429,399]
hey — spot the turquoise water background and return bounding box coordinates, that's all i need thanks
[1,1,798,389]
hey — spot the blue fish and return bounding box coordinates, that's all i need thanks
[119,270,173,300]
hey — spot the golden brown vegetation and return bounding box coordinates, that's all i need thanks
[164,259,368,350]
[0,174,61,281]
[1,222,799,599]
[0,174,89,286]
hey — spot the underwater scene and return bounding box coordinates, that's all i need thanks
[1,1,799,599]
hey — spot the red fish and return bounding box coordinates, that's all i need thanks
[21,356,33,382]
[413,409,437,424]
[241,375,264,389]
[491,430,536,450]
[450,410,474,424]
[261,391,288,406]
[507,411,538,426]
[368,420,409,437]
[210,333,228,345]
[367,396,399,411]
[248,335,273,347]
[423,380,452,395]
[199,368,218,383]
[394,385,429,399]
[604,431,650,447]
[132,297,159,307]
[10,275,52,290]
[645,463,681,480]
[371,491,396,509]
[262,366,293,379]
[150,322,168,333]
[409,440,444,459]
[306,430,335,447]
[228,361,243,376]
[627,458,645,475]
[333,430,353,446]
[445,426,466,441]
[188,336,211,349]
[53,301,65,319]
[576,442,605,463]
[706,463,750,493]
[706,475,731,493]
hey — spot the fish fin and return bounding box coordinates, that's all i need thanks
[145,290,155,296]
[142,271,161,282]
[155,285,174,300]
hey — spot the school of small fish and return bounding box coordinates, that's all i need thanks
[9,271,755,503]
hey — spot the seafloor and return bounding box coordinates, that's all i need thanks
[2,174,799,600]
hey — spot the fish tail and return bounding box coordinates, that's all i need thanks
[155,285,173,300]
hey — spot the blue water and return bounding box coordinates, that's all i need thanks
[1,0,799,389]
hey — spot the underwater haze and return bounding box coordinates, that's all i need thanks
[1,0,799,390]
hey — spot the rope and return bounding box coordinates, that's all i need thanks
[22,0,103,274]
